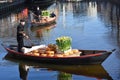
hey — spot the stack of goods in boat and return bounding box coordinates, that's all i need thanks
[56,36,72,53]
[41,10,56,22]
[42,10,50,17]
[22,36,81,57]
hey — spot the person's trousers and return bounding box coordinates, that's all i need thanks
[17,36,24,52]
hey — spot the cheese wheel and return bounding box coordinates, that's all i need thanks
[47,54,54,57]
[72,49,79,53]
[41,53,47,57]
[34,53,39,56]
[63,52,69,56]
[46,51,54,55]
[54,54,64,57]
[39,50,46,54]
[69,50,73,55]
[33,50,39,53]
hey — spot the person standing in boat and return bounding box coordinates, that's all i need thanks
[17,19,28,52]
[35,7,42,22]
[50,11,56,18]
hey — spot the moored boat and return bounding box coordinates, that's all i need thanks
[2,44,115,65]
[30,22,56,32]
[31,16,56,27]
[31,9,57,27]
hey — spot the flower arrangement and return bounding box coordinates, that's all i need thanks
[56,36,72,52]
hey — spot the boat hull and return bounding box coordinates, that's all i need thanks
[31,17,56,27]
[10,53,109,65]
[4,46,114,65]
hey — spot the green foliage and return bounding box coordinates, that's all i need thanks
[56,36,72,52]
[42,10,50,16]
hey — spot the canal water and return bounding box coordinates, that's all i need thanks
[0,0,120,80]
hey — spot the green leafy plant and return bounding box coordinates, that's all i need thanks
[56,36,72,52]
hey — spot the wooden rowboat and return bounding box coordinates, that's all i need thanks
[2,44,115,65]
[31,17,56,27]
[30,22,56,32]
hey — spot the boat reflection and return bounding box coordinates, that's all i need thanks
[30,22,56,32]
[57,72,72,80]
[30,22,56,38]
[4,54,112,80]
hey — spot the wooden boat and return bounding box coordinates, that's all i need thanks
[2,44,115,65]
[31,16,56,27]
[30,21,56,32]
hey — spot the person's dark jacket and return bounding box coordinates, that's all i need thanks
[17,23,25,52]
[50,12,56,18]
[17,23,24,37]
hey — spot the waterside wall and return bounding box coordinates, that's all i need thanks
[109,0,120,4]
[0,0,26,15]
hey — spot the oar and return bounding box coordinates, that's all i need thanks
[111,49,116,52]
[27,37,35,47]
[29,10,40,18]
[107,49,116,53]
[21,32,34,46]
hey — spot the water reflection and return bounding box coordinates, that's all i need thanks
[30,23,56,38]
[19,64,29,80]
[1,0,120,80]
[0,7,28,38]
[58,72,72,80]
[5,53,112,80]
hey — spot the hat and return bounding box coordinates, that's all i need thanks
[20,19,25,22]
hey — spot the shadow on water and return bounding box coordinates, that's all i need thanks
[30,22,56,38]
[4,53,112,80]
